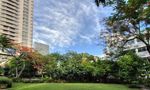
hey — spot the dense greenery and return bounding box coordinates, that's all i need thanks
[1,51,148,86]
[95,0,150,86]
[0,77,12,88]
[0,35,12,52]
[9,83,139,90]
[0,0,149,89]
[98,0,150,57]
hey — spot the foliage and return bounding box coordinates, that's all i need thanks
[117,52,150,83]
[0,35,12,52]
[98,0,150,58]
[25,52,46,77]
[3,50,150,85]
[21,78,44,83]
[43,52,113,83]
[0,77,12,88]
[7,52,38,78]
[145,78,150,87]
[0,67,4,75]
[7,54,26,78]
[95,0,150,85]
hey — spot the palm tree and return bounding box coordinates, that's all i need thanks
[0,35,12,52]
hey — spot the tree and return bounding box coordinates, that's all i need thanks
[26,51,46,77]
[97,0,150,59]
[44,58,58,79]
[0,35,12,52]
[117,52,150,84]
[6,45,37,78]
[8,52,27,78]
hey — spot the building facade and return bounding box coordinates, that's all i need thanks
[0,0,34,47]
[105,33,150,59]
[124,39,150,58]
[34,42,49,55]
[0,0,34,63]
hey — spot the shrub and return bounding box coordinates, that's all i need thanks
[42,77,52,83]
[145,78,150,88]
[12,78,45,83]
[21,78,44,83]
[0,67,4,75]
[0,77,12,88]
[128,84,143,89]
[12,78,22,82]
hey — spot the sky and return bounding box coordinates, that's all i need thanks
[33,0,112,56]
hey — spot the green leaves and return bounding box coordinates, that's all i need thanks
[0,35,12,51]
[103,0,150,56]
[117,52,149,83]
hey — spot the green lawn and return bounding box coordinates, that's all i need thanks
[9,83,139,90]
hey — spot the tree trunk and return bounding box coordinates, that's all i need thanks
[147,45,150,54]
[15,67,18,78]
[18,63,26,78]
[15,63,26,78]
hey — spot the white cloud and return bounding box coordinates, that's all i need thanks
[33,0,101,52]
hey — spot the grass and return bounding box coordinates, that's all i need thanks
[9,83,140,90]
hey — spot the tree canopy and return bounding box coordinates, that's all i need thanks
[98,0,150,58]
[0,35,12,52]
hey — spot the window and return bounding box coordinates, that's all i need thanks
[138,47,147,52]
[127,40,135,45]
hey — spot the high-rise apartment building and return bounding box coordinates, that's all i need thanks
[105,33,150,59]
[0,0,34,48]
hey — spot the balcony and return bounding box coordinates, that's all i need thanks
[2,0,19,8]
[0,21,18,29]
[137,51,150,58]
[0,18,18,26]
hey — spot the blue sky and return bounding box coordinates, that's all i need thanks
[33,0,112,56]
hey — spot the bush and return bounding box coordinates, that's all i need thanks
[12,78,22,82]
[13,78,45,83]
[128,81,143,89]
[0,77,12,88]
[42,77,52,83]
[128,84,143,89]
[145,78,150,88]
[20,78,44,83]
[0,67,4,75]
